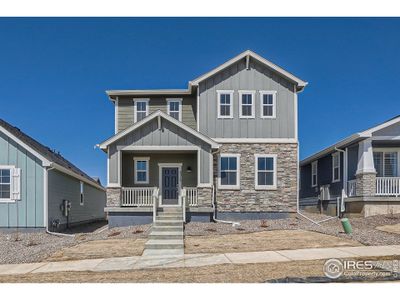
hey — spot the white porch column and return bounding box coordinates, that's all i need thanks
[356,138,376,175]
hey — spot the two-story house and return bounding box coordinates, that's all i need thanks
[98,50,307,227]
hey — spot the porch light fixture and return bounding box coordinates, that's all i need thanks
[186,166,192,173]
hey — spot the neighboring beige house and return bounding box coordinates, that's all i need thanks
[97,50,307,227]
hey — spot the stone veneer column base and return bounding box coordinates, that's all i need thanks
[106,187,121,207]
[213,143,298,213]
[355,172,376,197]
[196,187,213,207]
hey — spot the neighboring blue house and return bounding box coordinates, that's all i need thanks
[0,119,106,230]
[300,115,400,217]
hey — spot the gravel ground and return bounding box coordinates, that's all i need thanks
[0,222,151,264]
[185,212,400,246]
[1,212,399,265]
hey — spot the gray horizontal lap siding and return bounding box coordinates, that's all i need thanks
[117,96,197,132]
[47,169,106,228]
[300,152,344,200]
[198,58,296,139]
[122,152,197,188]
[108,118,212,185]
[0,131,44,227]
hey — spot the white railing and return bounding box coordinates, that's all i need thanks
[184,187,198,206]
[347,180,357,197]
[153,187,160,222]
[181,188,186,223]
[376,177,400,196]
[121,187,157,207]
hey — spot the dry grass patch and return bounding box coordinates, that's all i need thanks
[185,230,361,254]
[376,224,400,235]
[0,260,327,283]
[47,238,146,262]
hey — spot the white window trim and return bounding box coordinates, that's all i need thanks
[80,181,84,206]
[218,153,240,190]
[0,165,14,203]
[217,90,234,119]
[259,90,277,119]
[332,152,341,183]
[133,98,150,123]
[134,157,150,184]
[238,90,255,119]
[166,98,182,122]
[311,161,318,187]
[373,148,400,177]
[254,154,277,190]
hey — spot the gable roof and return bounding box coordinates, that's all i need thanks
[300,115,400,166]
[0,119,105,190]
[97,110,221,150]
[190,50,308,91]
[106,50,308,98]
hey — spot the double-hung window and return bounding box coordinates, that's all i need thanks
[134,99,149,122]
[255,154,277,189]
[0,168,11,201]
[373,151,398,177]
[332,152,340,183]
[80,181,84,206]
[218,154,240,189]
[134,157,150,184]
[260,91,276,118]
[311,161,318,187]
[217,90,233,118]
[239,91,255,118]
[167,98,182,121]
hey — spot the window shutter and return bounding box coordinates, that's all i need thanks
[11,168,21,200]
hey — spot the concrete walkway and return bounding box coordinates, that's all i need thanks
[0,245,399,276]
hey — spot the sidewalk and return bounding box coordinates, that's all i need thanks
[0,245,399,276]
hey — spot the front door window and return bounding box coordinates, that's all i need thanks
[162,167,179,205]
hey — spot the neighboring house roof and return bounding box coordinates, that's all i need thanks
[300,115,400,166]
[0,119,105,190]
[97,110,221,150]
[106,49,308,98]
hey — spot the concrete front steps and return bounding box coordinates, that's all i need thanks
[142,207,184,257]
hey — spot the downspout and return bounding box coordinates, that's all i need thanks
[211,148,240,226]
[44,166,75,238]
[335,147,347,217]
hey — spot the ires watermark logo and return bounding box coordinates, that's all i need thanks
[323,258,399,279]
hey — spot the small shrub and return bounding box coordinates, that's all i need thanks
[260,220,269,228]
[12,233,22,242]
[108,231,121,237]
[133,229,144,234]
[236,227,245,231]
[26,239,39,247]
[205,228,217,232]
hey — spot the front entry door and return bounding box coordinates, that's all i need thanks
[161,167,179,205]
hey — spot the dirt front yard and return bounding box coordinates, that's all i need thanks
[185,230,361,254]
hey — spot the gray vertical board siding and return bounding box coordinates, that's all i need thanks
[108,144,119,184]
[198,58,296,139]
[122,152,197,187]
[117,95,197,132]
[109,117,212,185]
[47,169,105,227]
[372,121,400,136]
[300,152,344,200]
[347,144,359,180]
[0,132,44,227]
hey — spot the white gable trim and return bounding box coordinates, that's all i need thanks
[360,115,400,136]
[98,110,220,150]
[190,50,308,89]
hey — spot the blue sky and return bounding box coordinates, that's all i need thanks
[1,17,400,184]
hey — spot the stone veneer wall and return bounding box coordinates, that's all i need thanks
[214,143,298,213]
[107,188,121,207]
[355,172,376,197]
[197,187,213,207]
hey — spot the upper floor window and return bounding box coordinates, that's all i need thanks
[218,154,240,189]
[167,98,182,121]
[134,99,149,123]
[311,161,318,187]
[80,181,84,206]
[332,152,340,183]
[255,154,277,190]
[0,168,11,201]
[239,91,255,118]
[373,151,398,177]
[134,157,150,184]
[217,90,233,118]
[260,91,277,118]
